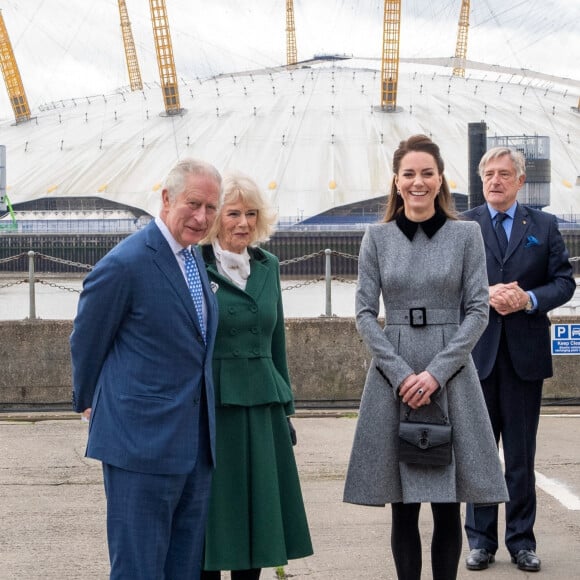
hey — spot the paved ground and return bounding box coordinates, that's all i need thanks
[1,409,579,579]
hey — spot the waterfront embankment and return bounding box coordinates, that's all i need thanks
[0,317,578,410]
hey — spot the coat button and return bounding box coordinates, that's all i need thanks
[251,327,258,334]
[233,349,240,357]
[253,347,260,355]
[250,305,258,313]
[228,306,236,314]
[230,328,238,335]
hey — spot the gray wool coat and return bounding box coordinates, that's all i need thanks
[343,218,509,506]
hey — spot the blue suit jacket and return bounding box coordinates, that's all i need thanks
[71,221,217,474]
[463,203,575,381]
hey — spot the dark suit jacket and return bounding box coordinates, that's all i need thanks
[463,203,575,381]
[71,220,218,474]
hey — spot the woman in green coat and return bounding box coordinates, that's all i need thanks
[200,171,313,580]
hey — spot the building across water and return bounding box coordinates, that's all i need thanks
[1,224,579,278]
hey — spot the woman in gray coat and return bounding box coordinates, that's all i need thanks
[343,135,508,580]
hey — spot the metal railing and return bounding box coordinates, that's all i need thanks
[0,251,92,319]
[1,250,577,321]
[0,249,360,320]
[280,248,358,316]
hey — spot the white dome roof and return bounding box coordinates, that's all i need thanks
[0,1,578,220]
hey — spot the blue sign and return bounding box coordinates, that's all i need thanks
[552,324,580,355]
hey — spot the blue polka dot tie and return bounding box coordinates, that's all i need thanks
[180,248,206,340]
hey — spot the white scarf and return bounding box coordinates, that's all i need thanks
[213,239,251,290]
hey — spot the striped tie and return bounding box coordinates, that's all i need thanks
[180,248,206,340]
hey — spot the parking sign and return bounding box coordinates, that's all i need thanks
[552,324,580,355]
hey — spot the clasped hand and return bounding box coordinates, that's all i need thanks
[489,282,528,315]
[399,371,439,410]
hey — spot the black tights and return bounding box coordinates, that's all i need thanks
[201,569,261,580]
[391,502,462,580]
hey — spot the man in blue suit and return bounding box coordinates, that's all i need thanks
[463,147,575,573]
[71,158,222,579]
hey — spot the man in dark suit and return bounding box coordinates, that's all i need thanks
[463,147,575,573]
[71,159,222,579]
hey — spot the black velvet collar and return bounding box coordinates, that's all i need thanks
[395,208,447,241]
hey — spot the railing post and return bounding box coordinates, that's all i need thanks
[28,250,36,320]
[324,248,332,317]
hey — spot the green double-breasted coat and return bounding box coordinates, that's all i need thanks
[201,244,313,571]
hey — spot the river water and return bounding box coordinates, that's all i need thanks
[1,276,578,321]
[0,276,580,320]
[0,277,363,320]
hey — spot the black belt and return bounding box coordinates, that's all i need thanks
[387,308,459,327]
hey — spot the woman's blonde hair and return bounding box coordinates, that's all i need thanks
[202,171,277,246]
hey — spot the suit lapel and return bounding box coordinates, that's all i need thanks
[146,223,202,331]
[504,204,529,262]
[202,244,270,301]
[244,257,269,300]
[474,206,504,264]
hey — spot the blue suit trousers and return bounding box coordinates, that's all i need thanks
[103,402,213,580]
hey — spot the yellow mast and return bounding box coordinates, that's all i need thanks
[0,10,30,123]
[149,0,181,115]
[380,1,401,112]
[286,0,297,66]
[452,0,470,77]
[118,0,143,91]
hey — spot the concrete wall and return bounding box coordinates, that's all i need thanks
[0,318,578,409]
[286,316,580,404]
[0,321,73,408]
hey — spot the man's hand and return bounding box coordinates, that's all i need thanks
[489,282,529,315]
[81,408,92,422]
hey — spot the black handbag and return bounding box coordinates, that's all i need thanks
[398,402,453,466]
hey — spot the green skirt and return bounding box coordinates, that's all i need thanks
[203,404,313,571]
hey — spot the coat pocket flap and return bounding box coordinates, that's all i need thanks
[399,422,452,449]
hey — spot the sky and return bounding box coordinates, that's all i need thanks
[0,0,578,120]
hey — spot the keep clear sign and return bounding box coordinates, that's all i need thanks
[552,324,580,355]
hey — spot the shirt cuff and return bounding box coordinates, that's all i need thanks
[526,291,538,313]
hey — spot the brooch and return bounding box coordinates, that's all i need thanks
[210,281,219,293]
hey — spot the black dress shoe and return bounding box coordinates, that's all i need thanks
[466,549,495,571]
[511,549,541,572]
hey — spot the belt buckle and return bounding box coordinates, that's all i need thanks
[409,307,426,327]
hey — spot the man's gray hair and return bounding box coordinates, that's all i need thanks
[479,147,526,179]
[163,158,222,201]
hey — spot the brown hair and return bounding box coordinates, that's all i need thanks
[383,134,457,222]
